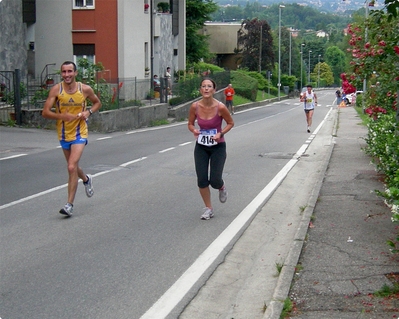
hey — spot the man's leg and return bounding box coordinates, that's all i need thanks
[62,143,86,204]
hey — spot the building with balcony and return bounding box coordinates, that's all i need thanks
[1,0,186,99]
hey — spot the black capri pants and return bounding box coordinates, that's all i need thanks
[194,142,226,189]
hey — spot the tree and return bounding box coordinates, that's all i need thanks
[186,0,218,64]
[237,18,274,71]
[311,62,334,86]
[324,46,346,84]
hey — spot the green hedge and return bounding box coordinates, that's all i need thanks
[231,71,258,101]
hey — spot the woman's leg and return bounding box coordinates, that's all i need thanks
[209,143,227,190]
[194,144,212,208]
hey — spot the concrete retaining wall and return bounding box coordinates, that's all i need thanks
[3,91,286,133]
[17,103,170,133]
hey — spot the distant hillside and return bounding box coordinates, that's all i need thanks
[215,0,382,14]
[211,3,352,31]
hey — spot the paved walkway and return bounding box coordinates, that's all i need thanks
[287,106,399,319]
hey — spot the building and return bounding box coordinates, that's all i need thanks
[202,22,241,70]
[1,0,186,99]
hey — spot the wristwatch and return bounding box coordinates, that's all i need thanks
[89,109,93,116]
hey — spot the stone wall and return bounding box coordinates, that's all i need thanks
[0,0,28,77]
[19,103,170,133]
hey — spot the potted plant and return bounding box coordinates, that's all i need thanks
[46,77,54,86]
[157,2,169,13]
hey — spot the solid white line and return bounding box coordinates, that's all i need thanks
[0,154,27,161]
[159,147,175,153]
[97,136,112,141]
[140,137,314,319]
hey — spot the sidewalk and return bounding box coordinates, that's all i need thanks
[179,106,398,319]
[287,106,399,318]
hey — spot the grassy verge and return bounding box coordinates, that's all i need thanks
[234,90,278,106]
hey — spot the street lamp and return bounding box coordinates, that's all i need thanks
[308,50,312,83]
[318,54,321,88]
[278,4,285,101]
[363,0,371,112]
[258,24,263,73]
[289,30,292,76]
[300,43,305,89]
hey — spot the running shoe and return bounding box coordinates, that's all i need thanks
[59,203,73,217]
[307,127,311,133]
[201,207,214,220]
[219,185,228,203]
[83,174,94,197]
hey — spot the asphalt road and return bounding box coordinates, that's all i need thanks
[0,90,335,319]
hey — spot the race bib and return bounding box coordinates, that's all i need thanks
[198,129,217,147]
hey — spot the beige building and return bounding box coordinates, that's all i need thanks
[202,23,242,70]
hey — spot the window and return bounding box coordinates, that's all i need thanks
[73,0,94,9]
[73,44,95,77]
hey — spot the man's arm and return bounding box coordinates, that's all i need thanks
[83,84,102,118]
[42,84,75,121]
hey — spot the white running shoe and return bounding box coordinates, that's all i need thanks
[201,207,214,220]
[219,185,227,203]
[59,203,73,217]
[83,174,94,197]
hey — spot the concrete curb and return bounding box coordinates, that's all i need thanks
[262,108,338,319]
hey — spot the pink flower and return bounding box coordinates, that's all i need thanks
[378,40,386,46]
[394,46,399,55]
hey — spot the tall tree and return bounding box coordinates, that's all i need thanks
[324,46,346,84]
[237,18,274,71]
[186,0,218,64]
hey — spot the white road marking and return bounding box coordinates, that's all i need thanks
[0,154,27,161]
[0,157,148,210]
[159,147,175,153]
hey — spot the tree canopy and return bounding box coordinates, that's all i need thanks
[237,18,274,72]
[186,0,218,64]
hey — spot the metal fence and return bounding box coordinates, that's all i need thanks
[0,69,232,118]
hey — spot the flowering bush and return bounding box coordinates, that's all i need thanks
[365,112,399,222]
[346,1,399,250]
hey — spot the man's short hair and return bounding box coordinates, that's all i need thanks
[306,84,312,88]
[62,61,77,71]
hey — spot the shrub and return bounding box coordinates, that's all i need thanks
[231,70,258,101]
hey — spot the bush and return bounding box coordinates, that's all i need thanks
[231,70,258,101]
[169,96,186,106]
[246,71,268,91]
[187,62,224,76]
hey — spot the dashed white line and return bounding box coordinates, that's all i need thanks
[0,157,148,210]
[159,147,175,153]
[179,142,192,146]
[0,154,27,161]
[120,157,147,167]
